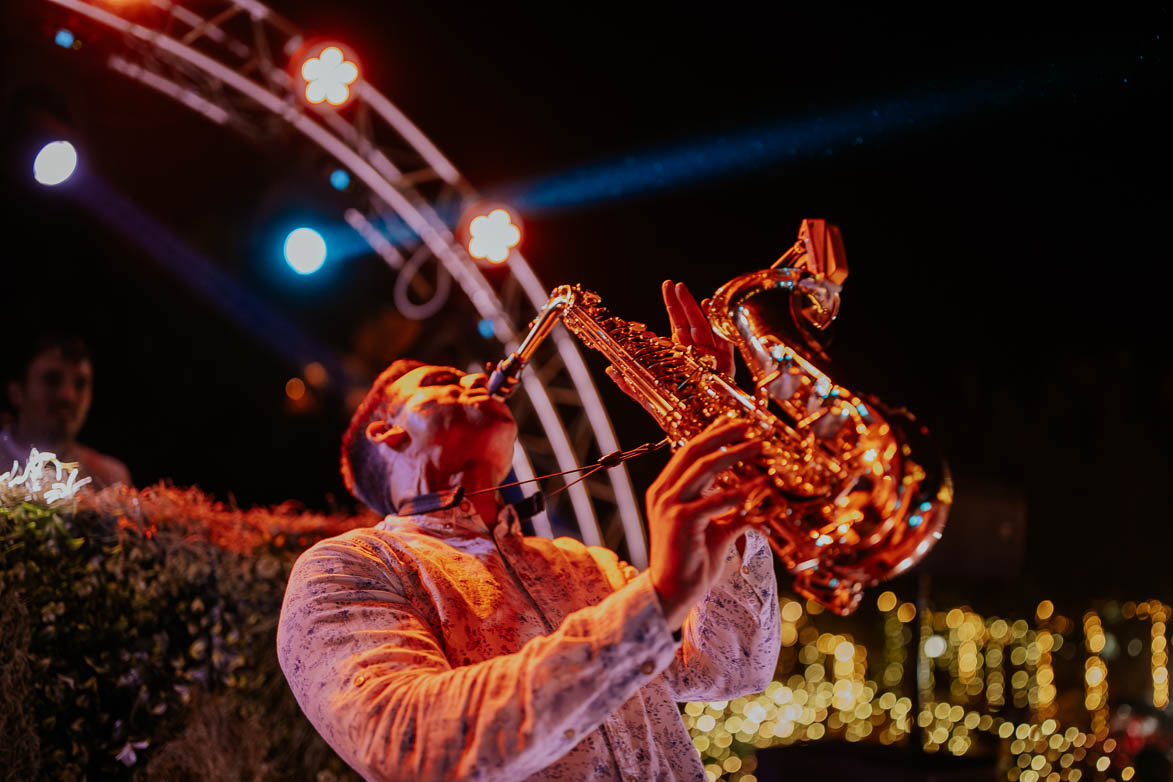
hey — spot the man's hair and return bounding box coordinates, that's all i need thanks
[340,358,425,516]
[13,335,91,384]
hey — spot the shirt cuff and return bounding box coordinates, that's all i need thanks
[620,571,684,672]
[735,529,774,609]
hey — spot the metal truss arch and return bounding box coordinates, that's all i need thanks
[44,0,648,566]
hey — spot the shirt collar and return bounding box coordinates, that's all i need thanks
[381,490,541,539]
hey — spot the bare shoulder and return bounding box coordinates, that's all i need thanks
[75,444,132,489]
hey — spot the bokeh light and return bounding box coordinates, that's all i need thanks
[300,46,359,106]
[285,377,306,400]
[684,596,1172,782]
[283,227,327,274]
[33,140,78,186]
[329,168,350,190]
[467,207,521,264]
[303,362,329,387]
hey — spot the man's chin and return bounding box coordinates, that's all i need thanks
[465,397,515,424]
[36,419,78,442]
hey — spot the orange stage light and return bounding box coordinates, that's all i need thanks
[285,377,306,400]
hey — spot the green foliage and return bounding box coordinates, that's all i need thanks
[0,484,374,780]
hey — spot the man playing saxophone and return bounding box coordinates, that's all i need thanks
[277,282,781,782]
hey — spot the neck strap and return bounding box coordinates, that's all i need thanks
[395,487,545,522]
[392,438,667,520]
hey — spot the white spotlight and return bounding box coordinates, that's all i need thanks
[33,141,79,186]
[284,227,327,274]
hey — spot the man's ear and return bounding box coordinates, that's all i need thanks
[365,420,408,449]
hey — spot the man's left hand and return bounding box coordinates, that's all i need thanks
[605,281,737,407]
[661,280,735,377]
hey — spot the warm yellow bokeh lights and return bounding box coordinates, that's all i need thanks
[683,596,1170,782]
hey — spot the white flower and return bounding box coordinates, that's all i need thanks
[1,448,91,507]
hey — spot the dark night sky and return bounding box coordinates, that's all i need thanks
[1,8,1169,602]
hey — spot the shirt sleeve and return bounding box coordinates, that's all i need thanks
[276,533,680,782]
[659,528,781,702]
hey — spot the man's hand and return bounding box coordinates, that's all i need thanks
[646,419,768,632]
[661,280,735,377]
[606,280,737,412]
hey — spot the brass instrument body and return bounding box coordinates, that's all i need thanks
[487,222,951,615]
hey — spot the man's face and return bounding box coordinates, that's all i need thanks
[384,365,517,480]
[9,348,93,441]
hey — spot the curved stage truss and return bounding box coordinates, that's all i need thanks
[44,0,647,567]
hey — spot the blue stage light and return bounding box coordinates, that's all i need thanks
[329,168,350,190]
[477,318,496,339]
[284,227,327,274]
[55,29,75,48]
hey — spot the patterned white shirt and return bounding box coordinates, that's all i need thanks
[277,497,780,782]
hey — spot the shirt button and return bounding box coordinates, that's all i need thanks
[563,728,575,740]
[640,660,655,675]
[741,564,751,576]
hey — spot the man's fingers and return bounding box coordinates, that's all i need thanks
[685,483,750,516]
[605,365,632,396]
[674,282,715,348]
[662,279,687,338]
[654,418,750,492]
[675,436,763,501]
[682,475,769,524]
[706,515,756,560]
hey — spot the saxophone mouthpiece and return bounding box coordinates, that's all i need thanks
[487,353,522,399]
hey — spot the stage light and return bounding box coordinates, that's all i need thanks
[33,140,78,186]
[329,168,350,190]
[303,361,329,387]
[54,29,75,48]
[477,318,496,338]
[467,208,521,264]
[300,46,358,107]
[284,227,327,274]
[285,377,306,400]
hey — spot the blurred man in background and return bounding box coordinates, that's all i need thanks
[2,335,130,489]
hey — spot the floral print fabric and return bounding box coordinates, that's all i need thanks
[277,497,780,781]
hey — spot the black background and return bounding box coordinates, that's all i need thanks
[2,8,1169,603]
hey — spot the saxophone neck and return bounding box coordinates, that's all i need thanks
[488,285,580,399]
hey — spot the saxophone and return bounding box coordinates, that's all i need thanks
[487,220,951,615]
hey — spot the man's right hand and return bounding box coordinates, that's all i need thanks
[645,419,768,632]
